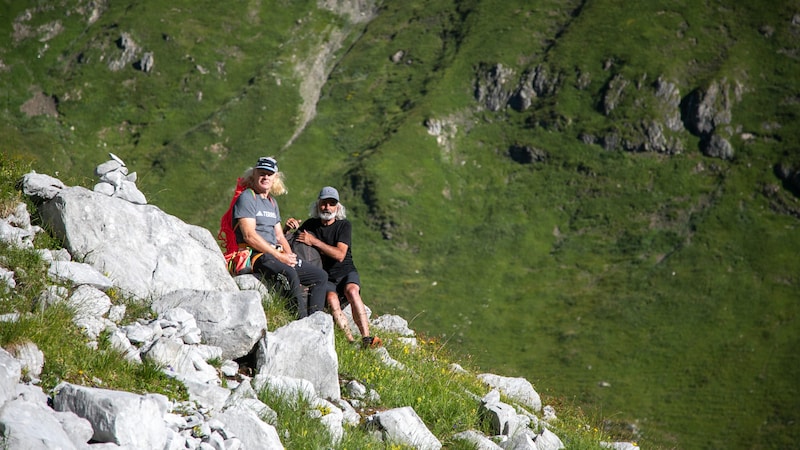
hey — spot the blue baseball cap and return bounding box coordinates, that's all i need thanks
[254,157,278,173]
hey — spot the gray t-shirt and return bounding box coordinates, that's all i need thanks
[232,189,281,246]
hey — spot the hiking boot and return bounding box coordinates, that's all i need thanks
[361,336,383,349]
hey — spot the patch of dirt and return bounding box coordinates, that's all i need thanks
[284,28,347,150]
[20,91,58,117]
[282,1,379,150]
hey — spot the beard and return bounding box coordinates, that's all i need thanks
[319,211,335,221]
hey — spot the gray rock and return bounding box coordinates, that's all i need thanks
[684,78,741,136]
[254,374,317,402]
[500,430,536,449]
[333,398,361,426]
[345,379,367,399]
[260,312,340,400]
[181,379,231,412]
[371,314,415,336]
[5,341,44,383]
[20,171,66,202]
[107,328,141,363]
[152,289,267,360]
[0,266,15,291]
[220,360,239,377]
[367,406,442,450]
[67,284,112,318]
[93,182,115,196]
[481,389,529,437]
[47,260,114,291]
[107,303,126,322]
[0,217,36,249]
[95,159,126,177]
[39,185,237,299]
[234,274,274,299]
[122,320,162,343]
[52,382,169,448]
[391,49,405,63]
[452,429,503,450]
[0,348,22,404]
[374,346,406,370]
[108,32,139,71]
[601,74,629,115]
[142,337,220,385]
[532,428,565,450]
[0,396,88,449]
[6,202,33,230]
[476,63,516,112]
[601,441,639,450]
[140,52,155,72]
[38,248,71,262]
[703,133,734,160]
[654,77,683,131]
[531,64,559,97]
[311,397,344,443]
[478,374,542,412]
[115,179,147,204]
[215,404,283,449]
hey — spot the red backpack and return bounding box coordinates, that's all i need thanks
[218,178,277,275]
[218,177,249,255]
[218,178,259,274]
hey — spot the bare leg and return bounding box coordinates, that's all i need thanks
[344,283,371,338]
[327,291,354,342]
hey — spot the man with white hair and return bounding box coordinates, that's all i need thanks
[286,186,382,349]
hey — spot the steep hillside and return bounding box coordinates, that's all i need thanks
[2,1,799,448]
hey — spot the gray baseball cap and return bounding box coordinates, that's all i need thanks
[318,186,339,202]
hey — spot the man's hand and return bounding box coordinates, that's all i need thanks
[296,230,318,247]
[278,251,298,267]
[285,217,301,231]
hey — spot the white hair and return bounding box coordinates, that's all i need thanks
[308,200,347,220]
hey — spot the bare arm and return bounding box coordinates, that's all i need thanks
[239,218,296,266]
[274,222,295,257]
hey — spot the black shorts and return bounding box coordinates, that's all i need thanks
[326,271,360,296]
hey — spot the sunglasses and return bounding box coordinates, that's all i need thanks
[319,199,338,206]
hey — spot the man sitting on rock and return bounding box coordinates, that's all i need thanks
[284,186,382,349]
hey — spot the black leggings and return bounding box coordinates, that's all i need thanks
[253,254,328,318]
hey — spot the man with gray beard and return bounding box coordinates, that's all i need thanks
[285,186,382,349]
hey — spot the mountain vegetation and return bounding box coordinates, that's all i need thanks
[2,0,799,448]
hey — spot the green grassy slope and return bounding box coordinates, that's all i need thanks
[2,0,799,448]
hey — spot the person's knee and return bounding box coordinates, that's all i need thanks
[283,269,300,284]
[344,284,361,300]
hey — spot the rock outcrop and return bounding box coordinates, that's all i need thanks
[458,64,748,160]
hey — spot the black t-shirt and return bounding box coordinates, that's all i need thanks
[298,218,356,281]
